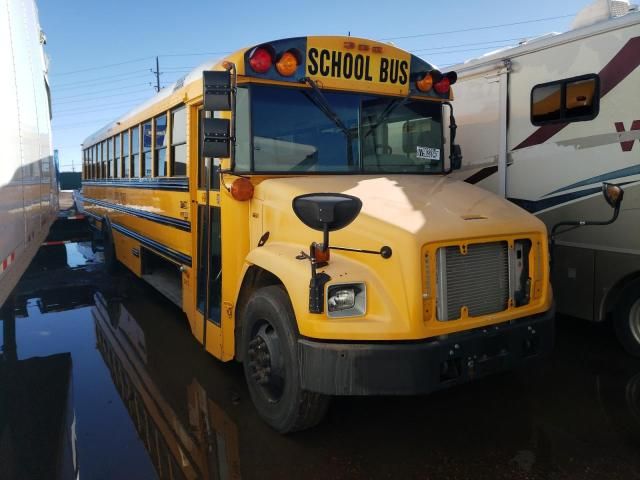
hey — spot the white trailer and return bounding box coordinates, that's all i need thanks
[449,0,640,354]
[0,0,58,307]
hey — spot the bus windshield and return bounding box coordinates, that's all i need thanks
[239,84,444,174]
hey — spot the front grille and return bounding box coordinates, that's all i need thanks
[436,242,509,321]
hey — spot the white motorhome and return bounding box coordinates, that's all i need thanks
[449,0,640,355]
[0,0,58,307]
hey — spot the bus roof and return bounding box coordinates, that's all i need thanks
[82,36,451,147]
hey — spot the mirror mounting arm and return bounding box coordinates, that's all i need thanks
[442,102,462,173]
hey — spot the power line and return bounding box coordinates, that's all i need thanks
[53,83,158,101]
[52,116,121,130]
[415,43,517,56]
[409,36,537,53]
[51,69,150,88]
[159,51,230,58]
[50,57,152,76]
[53,73,155,91]
[380,13,574,41]
[53,87,152,105]
[53,96,152,116]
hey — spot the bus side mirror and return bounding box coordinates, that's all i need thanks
[292,193,362,250]
[203,70,232,111]
[202,69,233,159]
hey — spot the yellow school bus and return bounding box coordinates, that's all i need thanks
[80,36,554,433]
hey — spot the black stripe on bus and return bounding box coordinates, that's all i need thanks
[82,196,191,232]
[82,178,189,191]
[111,222,192,267]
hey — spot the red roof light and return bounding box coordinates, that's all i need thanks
[249,47,272,73]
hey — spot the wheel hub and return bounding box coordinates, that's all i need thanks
[247,323,285,401]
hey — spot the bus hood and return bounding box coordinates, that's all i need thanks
[255,175,546,247]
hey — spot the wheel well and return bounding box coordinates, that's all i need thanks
[602,272,640,320]
[234,265,285,362]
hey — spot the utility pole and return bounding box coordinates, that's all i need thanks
[152,56,161,92]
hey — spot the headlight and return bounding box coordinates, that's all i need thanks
[327,283,366,318]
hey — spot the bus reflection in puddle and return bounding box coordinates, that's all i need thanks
[92,291,241,480]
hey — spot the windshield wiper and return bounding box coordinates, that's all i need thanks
[361,96,408,139]
[301,77,355,165]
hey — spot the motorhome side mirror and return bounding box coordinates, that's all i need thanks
[292,193,362,247]
[602,182,624,209]
[203,70,232,112]
[202,118,230,158]
[451,144,462,170]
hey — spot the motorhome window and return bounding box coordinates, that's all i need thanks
[247,85,443,173]
[142,121,152,177]
[171,106,187,176]
[131,126,140,177]
[155,114,168,176]
[531,84,561,124]
[565,77,597,120]
[531,74,599,125]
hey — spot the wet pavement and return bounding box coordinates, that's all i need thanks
[1,243,639,480]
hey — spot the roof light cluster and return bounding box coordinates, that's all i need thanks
[416,70,457,95]
[248,45,301,77]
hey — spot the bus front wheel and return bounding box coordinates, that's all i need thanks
[241,285,330,433]
[614,279,640,357]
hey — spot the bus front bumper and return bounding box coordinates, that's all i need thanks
[298,307,554,396]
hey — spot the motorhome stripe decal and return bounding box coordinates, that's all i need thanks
[513,36,640,150]
[511,180,637,213]
[463,165,498,184]
[544,164,640,196]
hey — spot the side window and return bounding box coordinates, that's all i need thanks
[131,126,140,177]
[106,138,112,178]
[142,120,152,177]
[98,143,103,179]
[114,135,121,178]
[235,87,251,171]
[565,77,598,120]
[122,131,130,178]
[531,74,599,125]
[155,114,168,176]
[171,105,187,176]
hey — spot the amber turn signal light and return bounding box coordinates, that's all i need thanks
[231,177,254,201]
[276,51,298,77]
[416,73,434,92]
[311,243,330,263]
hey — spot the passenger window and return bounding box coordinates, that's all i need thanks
[155,114,168,176]
[171,106,187,176]
[131,126,140,177]
[142,121,152,177]
[98,143,104,179]
[114,135,121,178]
[531,74,599,125]
[122,131,130,178]
[106,138,112,178]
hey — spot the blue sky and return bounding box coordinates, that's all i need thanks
[39,0,590,172]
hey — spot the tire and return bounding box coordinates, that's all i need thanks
[241,285,330,433]
[614,279,640,357]
[102,220,120,273]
